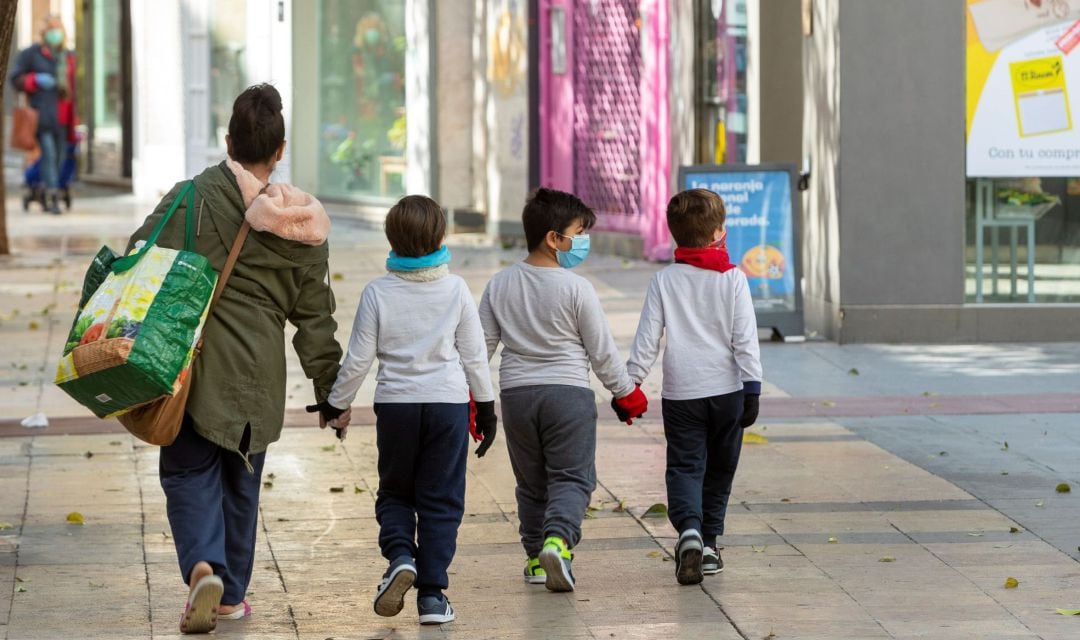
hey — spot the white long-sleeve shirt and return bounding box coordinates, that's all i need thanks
[478,262,635,396]
[627,264,762,401]
[328,273,495,407]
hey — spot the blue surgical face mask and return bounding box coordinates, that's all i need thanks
[555,233,590,269]
[44,28,63,48]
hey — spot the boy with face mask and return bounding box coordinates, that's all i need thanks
[626,189,762,586]
[478,188,648,592]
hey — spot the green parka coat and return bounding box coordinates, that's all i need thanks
[127,162,342,454]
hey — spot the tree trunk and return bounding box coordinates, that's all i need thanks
[0,0,20,256]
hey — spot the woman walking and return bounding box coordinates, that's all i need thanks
[8,14,77,214]
[126,84,344,634]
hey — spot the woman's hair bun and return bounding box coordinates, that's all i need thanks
[228,84,285,164]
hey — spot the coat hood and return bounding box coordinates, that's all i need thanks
[192,162,330,269]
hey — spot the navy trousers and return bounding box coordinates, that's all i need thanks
[662,391,744,539]
[374,402,468,597]
[159,415,265,605]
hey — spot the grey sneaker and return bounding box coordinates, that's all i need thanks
[675,529,704,585]
[373,556,416,617]
[703,546,723,575]
[417,594,455,625]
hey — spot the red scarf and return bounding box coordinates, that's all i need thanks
[674,236,737,273]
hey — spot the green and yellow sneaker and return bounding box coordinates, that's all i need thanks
[523,557,547,584]
[538,536,575,592]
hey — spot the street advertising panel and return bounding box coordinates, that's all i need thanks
[967,0,1080,176]
[678,164,804,338]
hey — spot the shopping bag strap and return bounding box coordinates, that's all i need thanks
[210,221,250,312]
[112,181,195,273]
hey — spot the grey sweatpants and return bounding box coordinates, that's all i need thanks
[500,384,598,557]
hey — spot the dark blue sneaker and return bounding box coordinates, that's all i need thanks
[373,556,416,617]
[417,593,455,625]
[675,529,704,585]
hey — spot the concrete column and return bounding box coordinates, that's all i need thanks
[405,0,433,196]
[800,0,841,339]
[434,0,474,210]
[482,0,529,236]
[130,0,186,200]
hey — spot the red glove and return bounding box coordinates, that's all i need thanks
[468,393,481,442]
[612,385,648,425]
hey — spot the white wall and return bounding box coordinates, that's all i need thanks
[130,0,186,200]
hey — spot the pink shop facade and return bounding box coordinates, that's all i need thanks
[535,0,754,261]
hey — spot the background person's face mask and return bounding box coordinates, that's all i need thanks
[555,233,590,269]
[44,28,63,48]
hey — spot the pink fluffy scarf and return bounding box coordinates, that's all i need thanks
[226,158,330,246]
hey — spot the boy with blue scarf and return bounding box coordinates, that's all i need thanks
[312,195,496,625]
[478,188,648,592]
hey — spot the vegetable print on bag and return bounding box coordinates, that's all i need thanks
[54,181,218,419]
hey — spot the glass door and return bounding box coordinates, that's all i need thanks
[695,0,749,164]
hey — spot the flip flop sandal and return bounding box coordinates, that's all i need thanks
[179,574,224,634]
[218,599,252,620]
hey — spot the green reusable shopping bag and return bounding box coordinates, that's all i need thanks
[54,182,219,418]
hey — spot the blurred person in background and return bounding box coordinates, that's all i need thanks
[9,15,77,215]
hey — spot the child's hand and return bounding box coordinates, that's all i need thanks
[306,401,347,427]
[740,393,759,428]
[472,400,498,458]
[612,385,648,425]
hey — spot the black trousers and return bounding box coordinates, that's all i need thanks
[662,391,744,538]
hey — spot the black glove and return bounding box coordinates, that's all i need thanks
[740,393,759,429]
[306,401,346,423]
[473,400,498,458]
[610,396,630,423]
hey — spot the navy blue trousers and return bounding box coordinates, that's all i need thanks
[159,415,265,605]
[662,391,744,538]
[374,402,468,597]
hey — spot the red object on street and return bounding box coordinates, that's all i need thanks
[1056,19,1080,54]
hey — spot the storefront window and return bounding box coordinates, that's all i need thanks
[89,0,123,176]
[208,0,247,149]
[317,0,407,201]
[696,0,749,164]
[966,179,1080,303]
[964,1,1080,303]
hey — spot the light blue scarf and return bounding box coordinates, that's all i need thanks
[386,245,452,272]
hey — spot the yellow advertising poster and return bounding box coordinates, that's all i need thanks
[967,0,1080,176]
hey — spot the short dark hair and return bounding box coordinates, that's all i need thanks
[228,84,285,164]
[666,189,726,248]
[522,188,597,252]
[384,195,446,257]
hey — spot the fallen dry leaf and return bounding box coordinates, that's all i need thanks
[1009,527,1020,534]
[879,556,896,563]
[613,499,627,513]
[1055,609,1080,616]
[354,485,365,494]
[827,537,839,544]
[329,486,345,493]
[263,480,273,489]
[848,368,859,376]
[1004,577,1019,589]
[66,512,84,525]
[642,503,668,518]
[1036,500,1045,507]
[15,586,26,593]
[821,400,836,407]
[1056,483,1071,494]
[967,532,984,537]
[331,272,345,281]
[0,522,13,530]
[752,545,768,553]
[321,444,336,452]
[743,432,769,445]
[646,550,662,558]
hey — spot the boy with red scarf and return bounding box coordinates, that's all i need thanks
[624,188,762,586]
